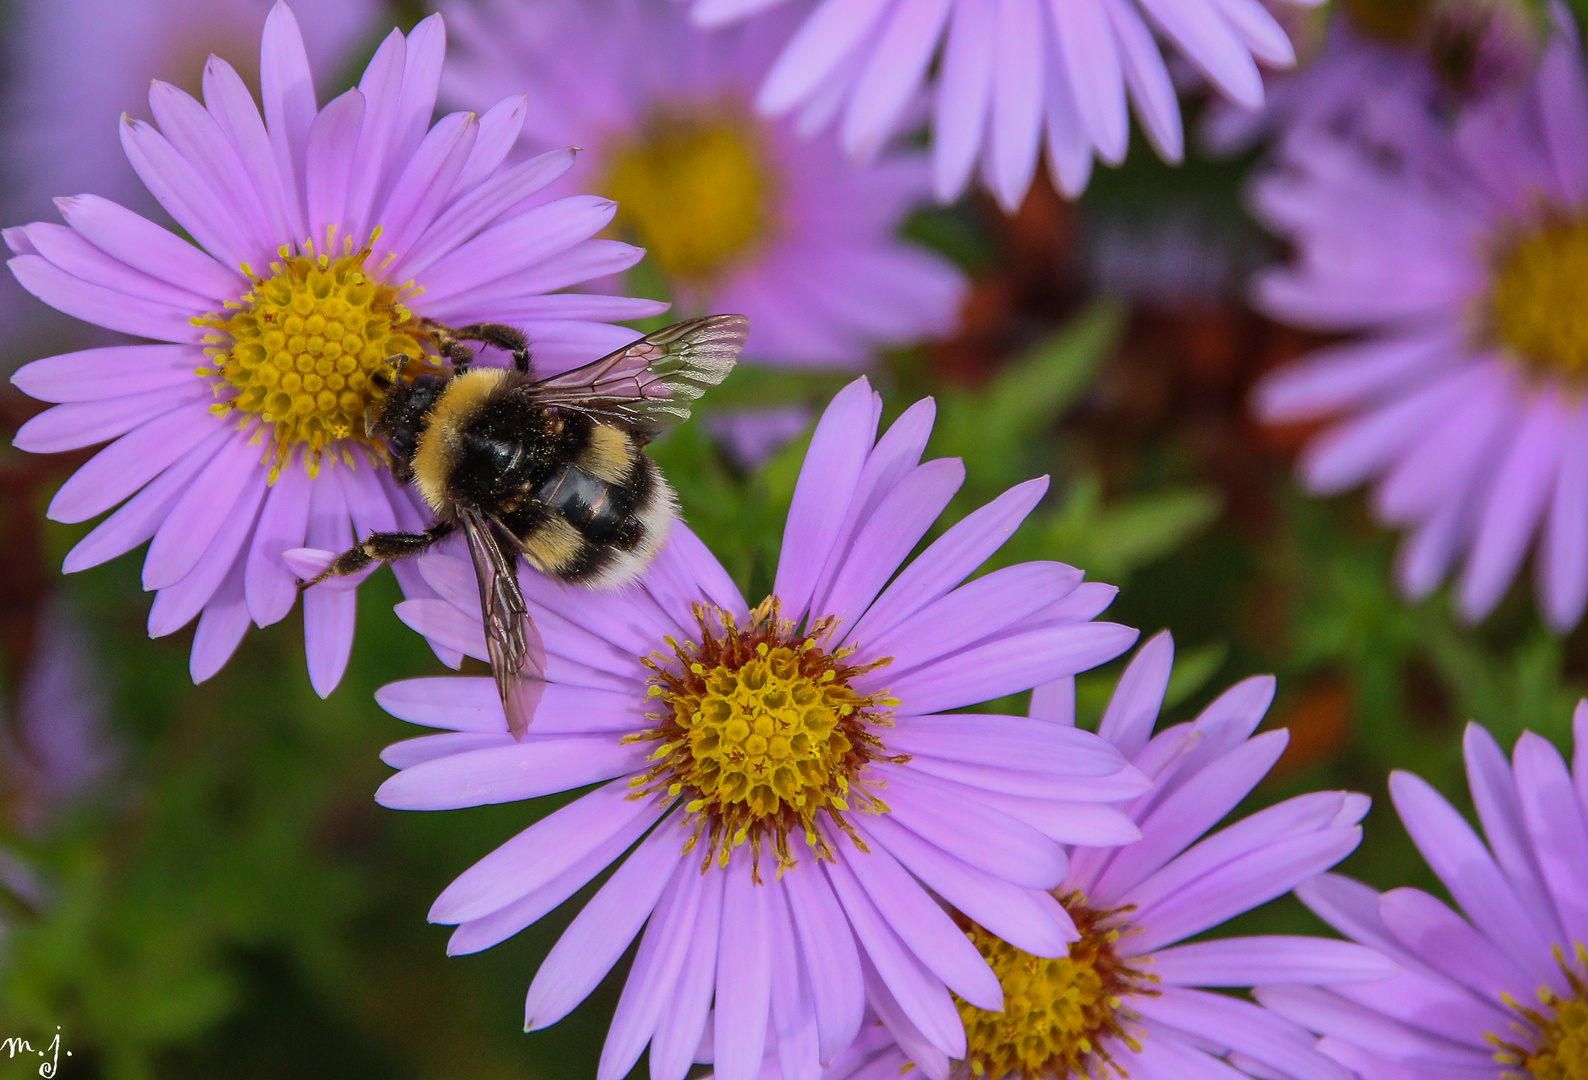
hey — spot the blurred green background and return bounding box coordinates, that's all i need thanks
[1,1,1582,1078]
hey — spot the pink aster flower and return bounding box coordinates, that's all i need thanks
[1250,29,1588,631]
[7,3,665,693]
[781,631,1386,1080]
[1200,20,1439,159]
[680,0,1315,211]
[1258,706,1588,1080]
[440,0,966,368]
[374,377,1147,1080]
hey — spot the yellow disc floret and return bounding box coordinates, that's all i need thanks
[601,108,774,284]
[195,236,429,479]
[1489,217,1588,382]
[629,598,899,876]
[957,895,1156,1080]
[1491,944,1588,1080]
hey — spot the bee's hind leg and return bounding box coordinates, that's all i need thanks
[297,521,457,592]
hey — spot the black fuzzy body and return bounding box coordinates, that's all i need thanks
[384,370,670,586]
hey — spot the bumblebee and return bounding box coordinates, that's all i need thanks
[302,314,749,737]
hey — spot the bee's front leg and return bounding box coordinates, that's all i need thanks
[446,322,532,374]
[297,521,457,592]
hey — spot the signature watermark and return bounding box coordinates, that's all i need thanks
[0,1028,69,1076]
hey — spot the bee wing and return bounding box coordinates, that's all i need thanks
[530,314,748,439]
[459,503,547,740]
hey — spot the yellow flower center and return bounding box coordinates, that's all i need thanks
[630,599,898,876]
[958,895,1156,1080]
[195,238,431,479]
[601,109,774,284]
[1491,945,1588,1080]
[1340,0,1432,44]
[1488,217,1588,381]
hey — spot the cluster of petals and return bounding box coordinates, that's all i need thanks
[1200,20,1441,158]
[806,631,1387,1080]
[680,0,1315,210]
[374,377,1146,1080]
[440,0,965,368]
[7,4,663,691]
[1260,705,1588,1080]
[0,0,380,349]
[1251,30,1588,631]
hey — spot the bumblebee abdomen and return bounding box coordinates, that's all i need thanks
[506,443,675,588]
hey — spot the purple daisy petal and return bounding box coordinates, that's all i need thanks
[859,814,1077,958]
[190,553,253,683]
[826,847,965,1060]
[148,467,267,638]
[714,848,777,1079]
[835,833,1003,1012]
[649,866,725,1080]
[848,476,1049,645]
[1091,729,1291,900]
[689,0,1302,205]
[1133,988,1352,1080]
[524,823,683,1031]
[1375,886,1534,1001]
[768,884,822,1080]
[1389,769,1559,977]
[1095,627,1174,758]
[600,860,709,1080]
[62,423,232,574]
[17,344,207,407]
[447,803,665,959]
[245,456,314,627]
[46,399,220,523]
[1150,937,1398,987]
[1512,731,1588,944]
[1461,722,1565,941]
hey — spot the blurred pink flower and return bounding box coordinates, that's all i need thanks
[679,0,1317,210]
[1251,29,1588,630]
[442,0,966,369]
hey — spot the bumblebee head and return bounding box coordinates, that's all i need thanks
[368,371,445,469]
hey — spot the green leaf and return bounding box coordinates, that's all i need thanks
[932,301,1125,490]
[1164,641,1229,708]
[1038,476,1221,583]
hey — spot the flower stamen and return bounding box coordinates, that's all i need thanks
[628,598,900,879]
[956,893,1158,1080]
[1489,943,1588,1080]
[601,107,774,284]
[193,231,435,480]
[1488,216,1588,382]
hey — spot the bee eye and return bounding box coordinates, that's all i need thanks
[371,370,392,391]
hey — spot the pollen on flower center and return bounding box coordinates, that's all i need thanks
[629,598,898,876]
[195,236,431,479]
[1488,217,1588,381]
[957,894,1157,1080]
[601,108,774,284]
[1490,944,1588,1080]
